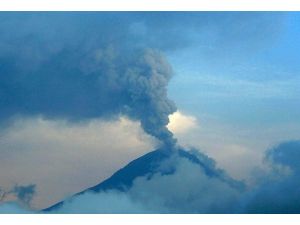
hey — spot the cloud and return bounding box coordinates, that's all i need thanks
[2,140,300,213]
[0,116,156,209]
[167,111,198,135]
[0,13,179,148]
[127,156,241,213]
[242,140,300,213]
[49,191,150,214]
[11,185,36,204]
[166,112,300,180]
[0,184,35,213]
[166,112,259,180]
[0,12,294,214]
[45,140,300,214]
[49,153,242,213]
[53,140,300,213]
[0,184,35,205]
[0,12,287,146]
[0,12,289,185]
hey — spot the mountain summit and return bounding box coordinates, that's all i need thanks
[44,148,243,212]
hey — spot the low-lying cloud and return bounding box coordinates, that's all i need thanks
[2,140,300,213]
[49,154,242,214]
[45,141,300,213]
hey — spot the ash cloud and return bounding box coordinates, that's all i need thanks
[0,13,177,146]
[0,12,285,146]
[0,12,295,213]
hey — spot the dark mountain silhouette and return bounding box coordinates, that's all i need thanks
[43,148,243,212]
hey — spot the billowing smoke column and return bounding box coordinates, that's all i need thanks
[0,13,178,149]
[0,12,283,149]
[121,49,177,148]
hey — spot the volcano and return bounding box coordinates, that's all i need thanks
[44,147,243,212]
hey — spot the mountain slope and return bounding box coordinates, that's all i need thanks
[44,148,243,212]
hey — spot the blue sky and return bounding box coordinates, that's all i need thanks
[166,12,300,177]
[169,12,300,126]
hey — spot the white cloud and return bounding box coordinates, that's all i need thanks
[0,116,157,209]
[167,111,198,135]
[172,114,300,181]
[50,156,240,213]
[1,156,240,214]
[3,141,300,214]
[166,112,265,180]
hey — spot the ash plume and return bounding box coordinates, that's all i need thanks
[121,49,177,147]
[0,12,282,148]
[0,13,177,148]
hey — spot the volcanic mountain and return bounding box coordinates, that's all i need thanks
[44,147,244,212]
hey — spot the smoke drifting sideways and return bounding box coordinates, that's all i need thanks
[46,140,300,214]
[2,140,300,213]
[0,138,300,213]
[50,155,243,214]
[0,12,296,213]
[53,140,300,213]
[0,12,286,147]
[0,13,178,147]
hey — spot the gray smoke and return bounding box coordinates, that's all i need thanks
[121,49,177,146]
[0,12,282,147]
[0,12,292,213]
[0,13,177,147]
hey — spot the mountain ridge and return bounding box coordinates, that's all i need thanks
[43,148,244,212]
